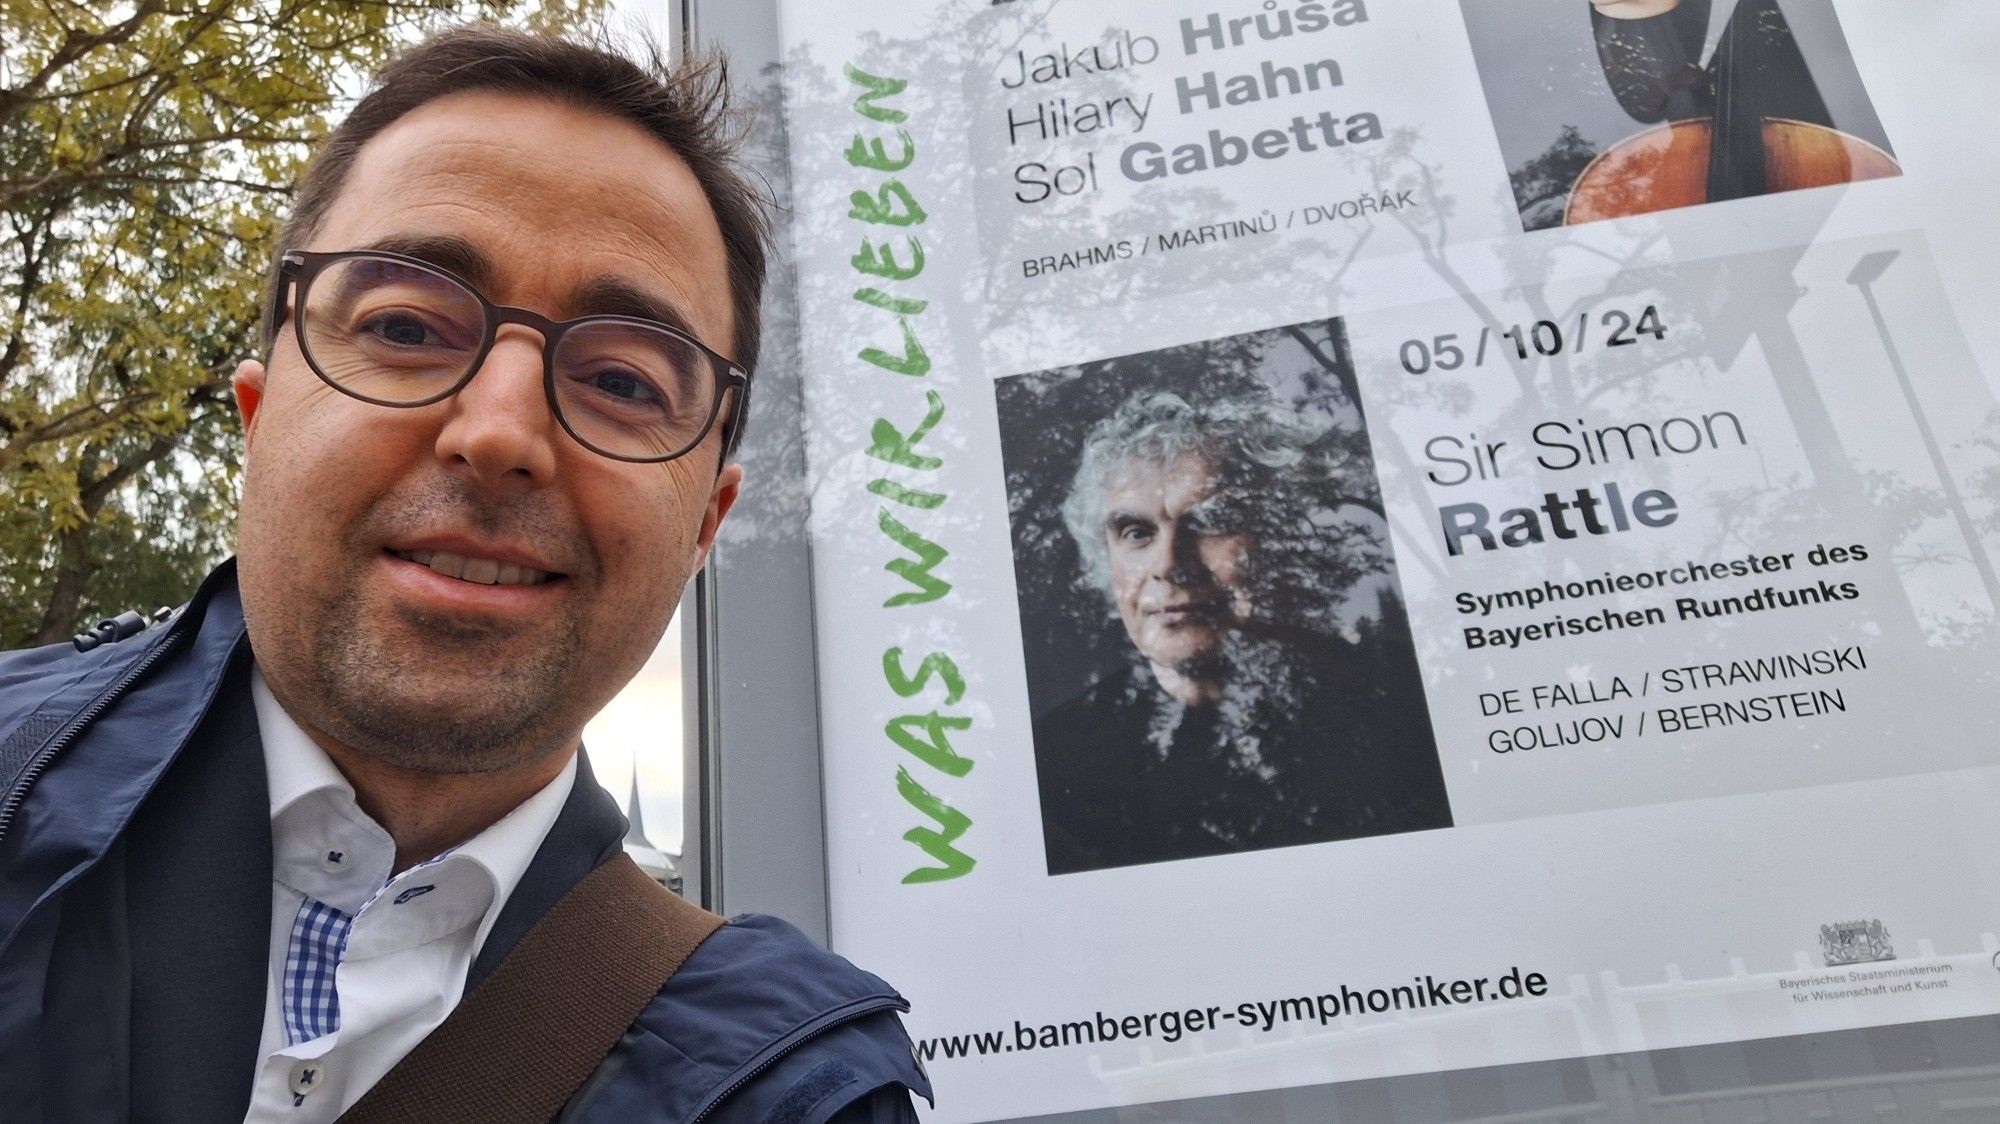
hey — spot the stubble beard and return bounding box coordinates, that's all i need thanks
[253,473,606,777]
[308,588,589,775]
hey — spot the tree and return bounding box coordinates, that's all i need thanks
[0,0,608,648]
[1508,124,1598,230]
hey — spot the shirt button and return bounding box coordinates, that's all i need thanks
[319,849,347,874]
[289,1059,328,1097]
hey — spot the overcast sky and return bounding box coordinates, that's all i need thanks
[608,0,677,54]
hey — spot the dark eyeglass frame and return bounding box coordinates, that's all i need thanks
[271,248,752,464]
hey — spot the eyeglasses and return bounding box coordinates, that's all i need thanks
[272,249,750,463]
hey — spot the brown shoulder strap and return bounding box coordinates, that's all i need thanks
[336,852,725,1124]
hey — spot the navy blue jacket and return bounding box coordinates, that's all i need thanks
[0,562,931,1122]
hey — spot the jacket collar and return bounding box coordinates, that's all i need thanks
[468,747,628,991]
[123,647,270,1122]
[0,559,250,958]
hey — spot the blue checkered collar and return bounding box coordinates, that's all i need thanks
[251,664,577,950]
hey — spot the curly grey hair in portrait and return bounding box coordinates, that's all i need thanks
[1060,391,1335,592]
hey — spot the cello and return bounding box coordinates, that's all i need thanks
[1564,0,1898,225]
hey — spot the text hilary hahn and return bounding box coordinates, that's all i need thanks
[998,1,1382,205]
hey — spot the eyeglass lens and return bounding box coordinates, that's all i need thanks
[297,254,719,460]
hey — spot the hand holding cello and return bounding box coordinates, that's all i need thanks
[1566,0,1898,224]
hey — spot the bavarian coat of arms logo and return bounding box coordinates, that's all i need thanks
[1820,919,1894,966]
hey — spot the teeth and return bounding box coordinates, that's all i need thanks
[393,549,551,586]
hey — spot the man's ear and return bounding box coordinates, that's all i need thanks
[232,359,266,450]
[692,461,743,570]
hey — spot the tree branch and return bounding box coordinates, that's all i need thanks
[0,1,170,127]
[1282,321,1364,421]
[0,390,168,468]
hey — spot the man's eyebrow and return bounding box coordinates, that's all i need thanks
[1183,495,1230,521]
[568,276,700,341]
[351,236,706,345]
[359,234,495,291]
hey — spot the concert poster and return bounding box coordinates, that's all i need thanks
[772,0,2000,1119]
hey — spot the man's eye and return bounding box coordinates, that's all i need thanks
[590,368,662,404]
[362,313,437,347]
[1188,507,1244,537]
[1115,524,1154,544]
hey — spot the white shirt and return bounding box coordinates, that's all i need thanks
[243,667,576,1123]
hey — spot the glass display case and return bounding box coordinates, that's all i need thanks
[683,2,2000,1119]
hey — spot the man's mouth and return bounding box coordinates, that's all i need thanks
[388,549,559,587]
[1153,600,1224,619]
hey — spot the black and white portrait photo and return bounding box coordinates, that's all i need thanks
[997,320,1453,875]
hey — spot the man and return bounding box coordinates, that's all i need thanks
[1034,391,1452,874]
[0,27,927,1122]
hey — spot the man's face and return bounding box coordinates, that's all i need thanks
[1103,452,1256,683]
[233,90,740,774]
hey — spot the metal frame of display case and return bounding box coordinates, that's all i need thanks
[677,0,834,943]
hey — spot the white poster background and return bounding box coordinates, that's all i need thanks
[775,1,2000,1119]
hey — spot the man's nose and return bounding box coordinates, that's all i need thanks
[432,328,560,487]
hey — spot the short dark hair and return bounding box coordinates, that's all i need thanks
[262,25,771,380]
